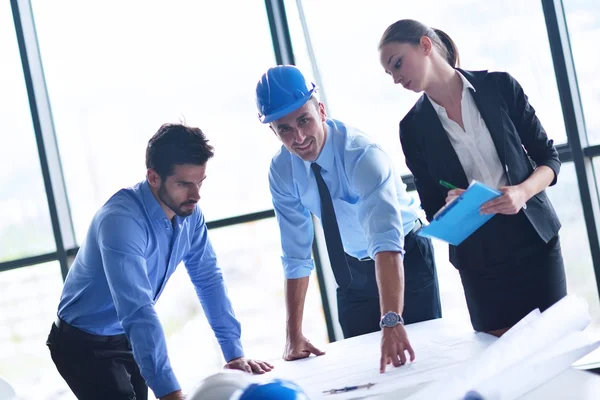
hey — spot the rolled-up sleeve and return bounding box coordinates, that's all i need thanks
[183,211,244,362]
[269,165,315,279]
[348,145,405,258]
[98,215,180,398]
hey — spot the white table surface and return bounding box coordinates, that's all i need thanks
[266,318,600,399]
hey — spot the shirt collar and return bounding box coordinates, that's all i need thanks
[427,70,476,113]
[304,119,335,175]
[457,69,476,93]
[140,180,169,220]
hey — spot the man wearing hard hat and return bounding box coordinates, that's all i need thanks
[256,65,441,373]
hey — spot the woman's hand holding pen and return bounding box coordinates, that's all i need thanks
[442,180,528,215]
[480,185,528,215]
[445,188,466,204]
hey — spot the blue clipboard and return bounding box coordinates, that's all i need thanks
[417,181,502,246]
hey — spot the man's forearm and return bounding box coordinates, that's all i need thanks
[121,305,181,398]
[374,251,404,315]
[285,277,310,339]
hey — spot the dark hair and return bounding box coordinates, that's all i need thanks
[145,123,214,178]
[379,19,460,68]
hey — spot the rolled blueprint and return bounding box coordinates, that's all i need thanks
[406,295,597,400]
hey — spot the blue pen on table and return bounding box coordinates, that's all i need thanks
[323,382,376,395]
[439,179,459,190]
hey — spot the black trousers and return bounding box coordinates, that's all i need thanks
[47,319,148,400]
[336,229,442,338]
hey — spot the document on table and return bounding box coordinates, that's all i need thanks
[268,320,496,399]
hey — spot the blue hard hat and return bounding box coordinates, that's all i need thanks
[256,65,317,123]
[235,379,309,399]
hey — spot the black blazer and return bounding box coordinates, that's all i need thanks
[400,69,561,265]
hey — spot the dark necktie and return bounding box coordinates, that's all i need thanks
[311,163,353,290]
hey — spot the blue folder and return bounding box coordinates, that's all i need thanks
[417,181,502,246]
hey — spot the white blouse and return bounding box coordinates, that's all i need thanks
[427,71,508,189]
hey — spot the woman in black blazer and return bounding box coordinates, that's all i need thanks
[378,19,567,336]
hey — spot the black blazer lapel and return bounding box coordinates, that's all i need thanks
[459,69,507,168]
[413,96,469,189]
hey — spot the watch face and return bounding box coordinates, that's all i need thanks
[383,312,399,327]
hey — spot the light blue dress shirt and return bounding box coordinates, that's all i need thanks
[57,180,243,397]
[269,118,420,279]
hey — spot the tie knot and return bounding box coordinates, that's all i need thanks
[311,163,322,174]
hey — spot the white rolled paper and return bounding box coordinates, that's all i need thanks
[406,295,597,400]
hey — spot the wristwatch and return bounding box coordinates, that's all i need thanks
[380,311,404,329]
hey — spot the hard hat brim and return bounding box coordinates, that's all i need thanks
[259,88,315,124]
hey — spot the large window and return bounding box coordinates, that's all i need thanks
[553,161,600,367]
[3,1,600,398]
[0,2,55,262]
[546,163,599,329]
[0,262,66,399]
[30,0,282,244]
[285,0,567,178]
[564,0,600,144]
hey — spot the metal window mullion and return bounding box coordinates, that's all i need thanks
[11,0,76,279]
[542,0,600,297]
[265,0,295,65]
[295,0,330,113]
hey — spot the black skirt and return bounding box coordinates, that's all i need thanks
[454,211,567,332]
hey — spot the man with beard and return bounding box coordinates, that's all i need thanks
[47,124,272,400]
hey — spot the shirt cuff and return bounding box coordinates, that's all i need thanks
[368,229,405,260]
[148,369,181,398]
[281,256,314,279]
[221,339,245,362]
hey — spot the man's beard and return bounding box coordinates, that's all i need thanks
[158,183,195,217]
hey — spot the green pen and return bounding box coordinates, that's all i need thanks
[439,180,459,190]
